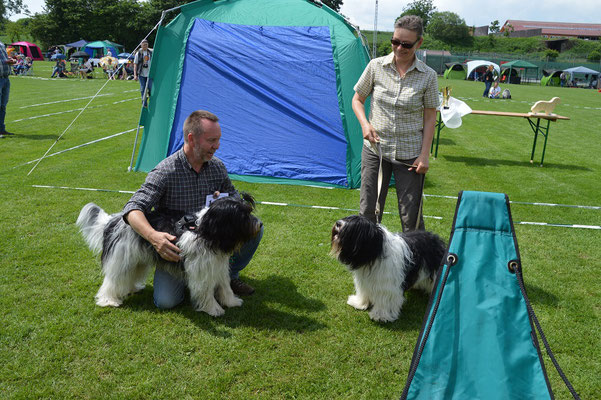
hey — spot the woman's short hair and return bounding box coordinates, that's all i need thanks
[394,15,424,38]
[183,110,219,143]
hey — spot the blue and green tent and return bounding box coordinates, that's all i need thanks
[133,0,370,188]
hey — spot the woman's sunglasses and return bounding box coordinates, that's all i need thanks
[390,38,420,49]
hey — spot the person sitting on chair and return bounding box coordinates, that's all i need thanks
[79,58,93,79]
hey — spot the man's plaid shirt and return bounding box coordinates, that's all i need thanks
[0,43,11,78]
[123,149,238,218]
[354,53,439,160]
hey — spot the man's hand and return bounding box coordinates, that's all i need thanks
[148,231,181,262]
[126,210,181,262]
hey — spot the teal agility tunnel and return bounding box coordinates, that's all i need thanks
[401,191,580,400]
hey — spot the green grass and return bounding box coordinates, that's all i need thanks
[1,62,600,399]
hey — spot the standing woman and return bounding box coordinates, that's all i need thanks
[483,64,494,97]
[352,15,439,231]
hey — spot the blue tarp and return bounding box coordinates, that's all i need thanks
[167,19,349,186]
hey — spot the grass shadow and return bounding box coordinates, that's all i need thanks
[120,274,327,336]
[524,283,559,307]
[378,289,431,332]
[442,155,591,171]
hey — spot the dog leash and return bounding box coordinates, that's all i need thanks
[371,141,424,231]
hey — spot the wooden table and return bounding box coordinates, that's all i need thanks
[432,110,570,166]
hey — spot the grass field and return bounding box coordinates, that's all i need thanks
[1,61,600,399]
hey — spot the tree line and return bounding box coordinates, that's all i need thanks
[3,0,343,51]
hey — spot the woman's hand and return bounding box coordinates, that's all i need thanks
[361,122,380,144]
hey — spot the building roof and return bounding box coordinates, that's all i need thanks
[502,20,601,38]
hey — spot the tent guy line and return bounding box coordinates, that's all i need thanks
[30,185,601,230]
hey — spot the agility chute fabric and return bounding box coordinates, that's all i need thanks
[134,0,370,188]
[401,191,553,400]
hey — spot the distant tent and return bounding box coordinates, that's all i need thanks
[443,63,466,80]
[133,0,371,188]
[500,68,520,84]
[65,39,88,49]
[63,40,88,59]
[563,66,600,87]
[82,40,124,58]
[500,60,539,84]
[465,60,500,81]
[9,41,44,61]
[563,66,600,76]
[540,70,562,86]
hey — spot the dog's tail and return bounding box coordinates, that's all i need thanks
[76,203,111,254]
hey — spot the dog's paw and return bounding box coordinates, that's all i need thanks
[224,296,243,308]
[132,283,146,293]
[96,297,122,307]
[199,303,225,317]
[368,309,397,323]
[347,295,369,310]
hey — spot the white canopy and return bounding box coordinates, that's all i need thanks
[563,66,600,76]
[466,60,500,79]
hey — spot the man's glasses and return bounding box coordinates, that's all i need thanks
[390,38,420,49]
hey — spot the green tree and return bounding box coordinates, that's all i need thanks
[4,17,29,42]
[544,49,559,60]
[322,0,343,12]
[0,0,27,28]
[502,23,514,37]
[399,0,436,28]
[426,11,472,46]
[489,20,500,34]
[588,50,601,62]
[28,0,190,51]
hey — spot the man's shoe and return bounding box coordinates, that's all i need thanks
[230,278,255,296]
[1,131,14,136]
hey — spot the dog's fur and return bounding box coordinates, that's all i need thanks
[76,193,261,316]
[530,97,560,115]
[331,215,446,322]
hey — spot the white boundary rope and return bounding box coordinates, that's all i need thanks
[30,185,601,230]
[423,193,601,211]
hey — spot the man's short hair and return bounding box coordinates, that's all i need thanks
[394,15,424,38]
[183,110,219,143]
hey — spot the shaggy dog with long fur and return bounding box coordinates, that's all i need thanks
[331,215,446,322]
[77,193,261,317]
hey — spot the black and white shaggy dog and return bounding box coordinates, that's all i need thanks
[331,215,446,323]
[76,193,261,317]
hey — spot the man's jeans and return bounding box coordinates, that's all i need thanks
[139,75,152,102]
[0,77,10,132]
[153,224,264,309]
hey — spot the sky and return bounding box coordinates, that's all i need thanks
[10,0,601,30]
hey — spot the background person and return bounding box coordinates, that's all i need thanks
[483,65,494,97]
[488,81,501,98]
[122,110,262,308]
[351,15,439,231]
[134,39,152,102]
[0,40,15,139]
